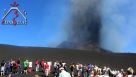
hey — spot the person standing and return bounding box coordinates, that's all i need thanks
[44,62,49,77]
[87,64,92,77]
[59,67,71,77]
[53,61,59,77]
[47,61,52,72]
[6,61,12,75]
[70,63,75,77]
[28,60,33,73]
[77,63,82,77]
[41,59,45,72]
[17,58,21,73]
[35,59,39,72]
[0,60,6,76]
[23,59,28,74]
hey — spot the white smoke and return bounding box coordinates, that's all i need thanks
[101,0,136,52]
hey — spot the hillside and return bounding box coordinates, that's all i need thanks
[0,44,135,70]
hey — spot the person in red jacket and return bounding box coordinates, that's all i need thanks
[41,59,45,72]
[44,62,49,77]
[13,61,18,73]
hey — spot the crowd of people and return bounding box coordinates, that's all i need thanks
[0,58,135,77]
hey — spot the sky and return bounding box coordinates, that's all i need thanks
[0,0,69,47]
[101,0,136,53]
[0,0,136,53]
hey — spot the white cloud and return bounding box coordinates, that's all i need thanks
[101,0,136,52]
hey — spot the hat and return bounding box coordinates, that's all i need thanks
[127,67,134,74]
[59,67,64,70]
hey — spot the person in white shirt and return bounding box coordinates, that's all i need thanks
[28,61,32,73]
[76,63,82,77]
[47,61,52,72]
[1,60,6,76]
[59,68,71,77]
[62,63,66,67]
[115,71,123,77]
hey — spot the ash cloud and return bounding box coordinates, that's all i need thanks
[58,0,136,53]
[59,0,102,49]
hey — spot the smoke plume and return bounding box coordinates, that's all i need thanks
[61,0,102,48]
[58,0,136,53]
